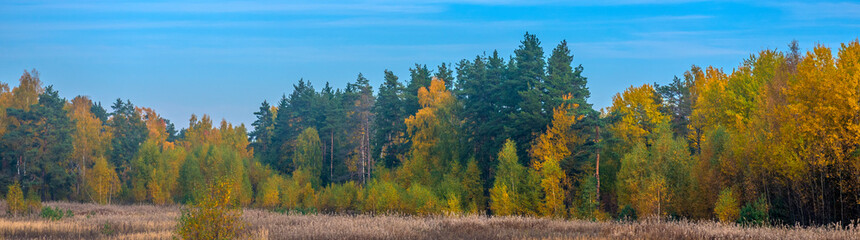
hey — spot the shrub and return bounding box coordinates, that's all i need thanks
[739,196,769,226]
[255,175,282,209]
[101,221,117,236]
[714,188,739,223]
[618,205,637,221]
[280,170,317,212]
[25,189,42,215]
[316,181,361,213]
[444,192,462,216]
[5,182,25,216]
[490,183,514,216]
[362,179,403,214]
[40,206,74,221]
[177,179,246,240]
[405,184,441,216]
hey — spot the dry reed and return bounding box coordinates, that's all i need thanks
[1,201,858,239]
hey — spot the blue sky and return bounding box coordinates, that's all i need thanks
[1,0,858,129]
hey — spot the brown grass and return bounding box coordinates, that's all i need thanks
[2,200,859,239]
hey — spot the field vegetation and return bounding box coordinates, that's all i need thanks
[2,200,859,239]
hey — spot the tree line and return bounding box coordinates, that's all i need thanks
[2,33,860,225]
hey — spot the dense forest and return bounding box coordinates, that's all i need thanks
[2,33,860,226]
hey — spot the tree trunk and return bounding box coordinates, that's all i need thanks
[595,126,601,205]
[331,130,334,182]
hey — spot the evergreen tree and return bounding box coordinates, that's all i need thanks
[405,64,433,117]
[249,100,274,158]
[344,74,375,183]
[435,63,454,89]
[455,53,508,182]
[2,86,75,200]
[508,32,549,164]
[373,70,407,168]
[319,83,349,184]
[108,98,148,195]
[269,80,319,174]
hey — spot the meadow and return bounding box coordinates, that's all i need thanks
[1,201,859,240]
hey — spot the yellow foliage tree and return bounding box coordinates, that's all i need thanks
[688,66,728,149]
[530,94,580,218]
[256,175,282,209]
[608,84,668,148]
[88,156,121,204]
[5,182,26,216]
[714,187,740,223]
[66,96,112,200]
[489,182,514,216]
[402,77,460,187]
[177,178,245,240]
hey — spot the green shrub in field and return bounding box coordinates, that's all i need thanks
[177,179,245,240]
[279,169,316,211]
[5,182,25,216]
[254,175,282,209]
[362,179,403,214]
[444,192,462,215]
[739,196,769,226]
[405,184,441,216]
[316,181,362,213]
[25,189,42,215]
[40,206,74,221]
[618,205,637,221]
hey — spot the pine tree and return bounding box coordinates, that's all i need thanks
[405,64,433,117]
[373,70,407,168]
[249,100,274,158]
[2,86,75,200]
[508,32,549,165]
[344,74,375,183]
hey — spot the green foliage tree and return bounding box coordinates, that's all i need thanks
[490,139,526,216]
[293,127,323,188]
[462,158,485,213]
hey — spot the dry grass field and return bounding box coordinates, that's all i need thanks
[1,200,859,239]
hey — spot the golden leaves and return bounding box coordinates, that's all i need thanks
[609,84,668,147]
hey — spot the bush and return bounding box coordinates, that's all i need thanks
[5,182,26,216]
[40,206,74,221]
[362,179,403,214]
[739,196,769,226]
[280,170,316,211]
[177,179,246,240]
[618,205,637,221]
[255,175,282,209]
[405,184,441,216]
[316,182,361,213]
[25,189,42,215]
[714,188,739,223]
